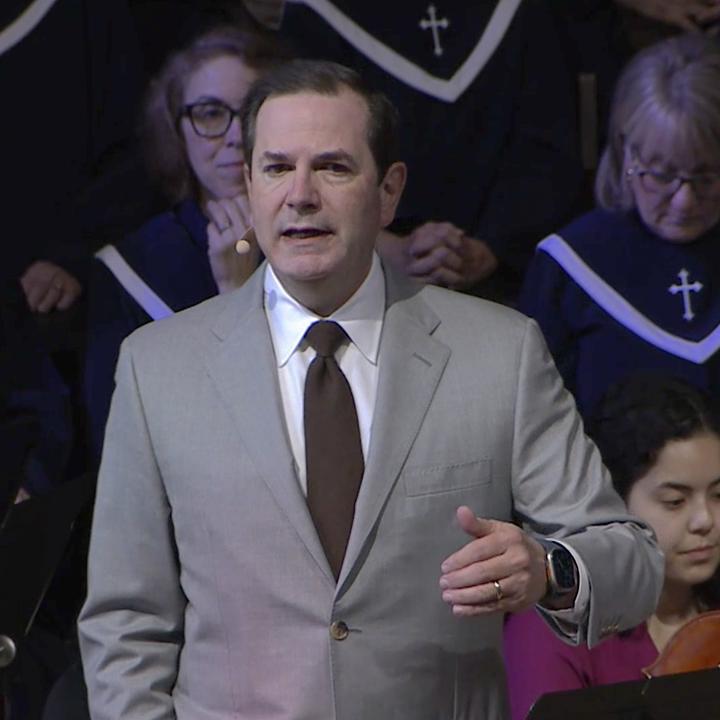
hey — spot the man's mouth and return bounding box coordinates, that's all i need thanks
[282,227,331,240]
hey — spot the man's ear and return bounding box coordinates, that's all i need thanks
[379,161,407,228]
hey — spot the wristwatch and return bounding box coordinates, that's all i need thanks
[537,539,578,601]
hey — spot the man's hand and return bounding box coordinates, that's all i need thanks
[616,0,720,31]
[205,195,260,293]
[20,260,82,313]
[439,506,547,616]
[376,223,499,290]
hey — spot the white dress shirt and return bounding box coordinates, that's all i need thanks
[263,252,385,493]
[263,253,588,620]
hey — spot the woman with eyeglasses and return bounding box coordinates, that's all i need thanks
[518,33,720,419]
[85,26,286,460]
[503,374,720,720]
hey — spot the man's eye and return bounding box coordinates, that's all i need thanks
[263,164,290,176]
[320,163,350,174]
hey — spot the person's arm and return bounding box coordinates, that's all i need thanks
[78,340,185,720]
[517,247,578,395]
[504,609,591,720]
[510,319,663,645]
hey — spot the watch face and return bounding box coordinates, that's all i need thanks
[551,548,577,590]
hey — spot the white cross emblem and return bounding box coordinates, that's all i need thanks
[668,268,703,322]
[419,4,450,57]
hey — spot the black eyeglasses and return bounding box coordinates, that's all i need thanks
[626,162,720,200]
[180,100,241,139]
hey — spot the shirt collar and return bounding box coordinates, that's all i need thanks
[264,253,385,366]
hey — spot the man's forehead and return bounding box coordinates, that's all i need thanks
[254,89,371,142]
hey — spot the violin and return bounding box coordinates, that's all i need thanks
[642,609,720,677]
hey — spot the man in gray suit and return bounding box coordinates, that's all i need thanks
[78,61,663,719]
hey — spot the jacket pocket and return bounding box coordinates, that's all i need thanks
[402,458,492,497]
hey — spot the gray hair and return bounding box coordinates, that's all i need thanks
[141,25,288,204]
[595,33,720,211]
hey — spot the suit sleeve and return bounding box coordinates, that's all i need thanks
[517,247,579,395]
[78,340,184,720]
[510,318,663,646]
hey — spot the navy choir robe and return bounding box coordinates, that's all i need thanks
[280,0,584,280]
[519,208,720,417]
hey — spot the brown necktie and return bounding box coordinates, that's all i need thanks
[304,321,364,580]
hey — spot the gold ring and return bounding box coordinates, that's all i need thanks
[493,580,503,602]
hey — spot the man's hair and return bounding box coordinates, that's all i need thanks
[240,59,400,181]
[141,25,288,204]
[595,33,720,212]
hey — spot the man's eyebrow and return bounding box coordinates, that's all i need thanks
[260,151,292,163]
[314,150,356,166]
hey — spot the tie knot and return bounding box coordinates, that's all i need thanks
[305,321,347,357]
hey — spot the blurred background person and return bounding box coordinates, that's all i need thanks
[504,374,720,720]
[520,33,720,419]
[84,25,286,460]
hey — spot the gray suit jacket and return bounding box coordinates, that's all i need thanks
[79,264,662,720]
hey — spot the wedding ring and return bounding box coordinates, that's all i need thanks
[493,580,504,602]
[217,224,231,233]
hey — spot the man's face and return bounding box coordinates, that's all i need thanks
[245,89,405,313]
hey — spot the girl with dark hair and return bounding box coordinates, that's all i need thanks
[504,374,720,719]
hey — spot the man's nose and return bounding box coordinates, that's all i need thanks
[286,168,319,211]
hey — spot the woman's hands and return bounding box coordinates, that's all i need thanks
[616,0,720,31]
[20,260,82,313]
[205,195,260,293]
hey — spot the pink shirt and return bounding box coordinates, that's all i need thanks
[503,608,658,720]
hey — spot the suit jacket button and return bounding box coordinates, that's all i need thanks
[330,621,349,641]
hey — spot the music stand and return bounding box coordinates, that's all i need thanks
[527,667,720,720]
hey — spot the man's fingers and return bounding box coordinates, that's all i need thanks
[442,576,512,607]
[456,506,495,538]
[440,553,509,590]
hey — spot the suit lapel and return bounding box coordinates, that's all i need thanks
[204,270,334,583]
[340,272,450,589]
